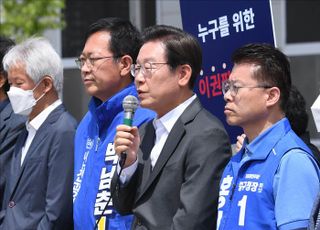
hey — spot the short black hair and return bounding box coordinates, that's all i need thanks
[141,25,202,89]
[232,43,291,112]
[0,36,15,93]
[85,17,141,62]
[286,85,308,135]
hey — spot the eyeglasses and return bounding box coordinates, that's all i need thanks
[75,56,117,69]
[130,62,169,77]
[222,80,272,97]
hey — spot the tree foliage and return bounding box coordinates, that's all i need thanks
[0,0,65,42]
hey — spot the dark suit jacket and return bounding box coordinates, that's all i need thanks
[112,98,231,230]
[0,101,26,210]
[310,192,320,230]
[299,131,320,165]
[0,104,77,230]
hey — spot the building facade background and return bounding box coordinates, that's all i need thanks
[43,0,320,146]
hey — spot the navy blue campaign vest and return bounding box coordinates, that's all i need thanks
[217,119,314,230]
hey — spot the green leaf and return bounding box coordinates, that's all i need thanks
[0,0,66,42]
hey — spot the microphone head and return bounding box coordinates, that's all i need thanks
[122,95,139,113]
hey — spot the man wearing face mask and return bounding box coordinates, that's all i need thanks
[0,37,77,230]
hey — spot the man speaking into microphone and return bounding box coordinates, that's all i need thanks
[112,25,232,230]
[72,18,155,230]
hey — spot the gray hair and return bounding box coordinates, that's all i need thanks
[3,37,63,95]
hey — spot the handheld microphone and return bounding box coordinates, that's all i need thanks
[122,95,139,126]
[120,95,139,166]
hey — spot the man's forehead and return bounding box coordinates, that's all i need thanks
[231,64,258,78]
[82,32,111,54]
[80,49,106,57]
[137,41,166,61]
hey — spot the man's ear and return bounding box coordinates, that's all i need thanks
[42,76,54,93]
[119,55,133,77]
[177,64,192,87]
[266,87,281,107]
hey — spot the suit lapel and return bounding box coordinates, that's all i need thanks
[8,127,28,197]
[150,120,185,178]
[136,99,202,201]
[8,105,65,197]
[21,122,49,162]
[139,123,155,192]
[137,121,185,201]
[22,105,64,163]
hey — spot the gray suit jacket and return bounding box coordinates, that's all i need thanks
[112,98,231,230]
[0,101,26,210]
[0,104,77,230]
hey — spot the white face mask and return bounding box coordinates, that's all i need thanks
[7,82,45,116]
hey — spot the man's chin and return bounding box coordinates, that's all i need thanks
[85,87,97,97]
[226,118,238,126]
[139,100,148,108]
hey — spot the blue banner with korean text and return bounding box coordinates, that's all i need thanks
[180,0,275,143]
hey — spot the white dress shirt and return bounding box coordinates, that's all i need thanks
[119,94,197,183]
[21,99,62,165]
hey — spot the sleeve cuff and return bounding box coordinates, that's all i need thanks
[278,219,309,230]
[117,159,138,184]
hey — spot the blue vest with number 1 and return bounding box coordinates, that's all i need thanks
[217,119,312,230]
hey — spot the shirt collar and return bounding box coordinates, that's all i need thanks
[89,83,137,130]
[244,117,291,160]
[231,118,291,174]
[27,99,62,131]
[153,94,197,133]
